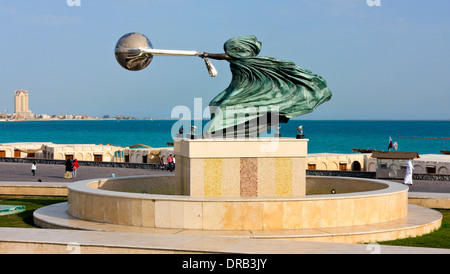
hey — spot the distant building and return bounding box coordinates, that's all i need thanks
[0,142,173,164]
[367,152,450,176]
[14,90,33,119]
[306,153,367,172]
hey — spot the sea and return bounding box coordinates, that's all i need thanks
[0,120,449,155]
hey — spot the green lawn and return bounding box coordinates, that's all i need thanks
[0,196,67,228]
[0,196,448,249]
[378,209,450,249]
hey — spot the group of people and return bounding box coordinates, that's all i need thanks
[64,158,79,179]
[30,159,79,179]
[160,154,176,172]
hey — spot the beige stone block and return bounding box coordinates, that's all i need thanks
[77,193,86,219]
[0,242,43,254]
[242,202,263,230]
[222,158,240,197]
[85,194,96,221]
[399,193,408,219]
[67,192,77,217]
[155,200,170,228]
[318,199,338,228]
[104,197,118,224]
[336,198,355,227]
[387,194,399,221]
[367,196,382,223]
[183,202,203,229]
[352,197,367,226]
[292,158,306,196]
[302,200,321,229]
[92,196,107,223]
[257,158,275,196]
[202,201,223,230]
[263,202,284,230]
[400,192,409,218]
[190,159,204,196]
[141,199,155,227]
[223,202,243,230]
[282,201,303,229]
[396,193,406,219]
[131,199,143,227]
[43,243,71,254]
[169,201,184,228]
[117,198,132,226]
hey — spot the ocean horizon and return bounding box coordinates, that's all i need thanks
[0,119,449,155]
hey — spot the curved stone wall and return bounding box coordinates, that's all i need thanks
[67,176,408,231]
[306,176,387,195]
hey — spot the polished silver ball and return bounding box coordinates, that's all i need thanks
[114,32,153,71]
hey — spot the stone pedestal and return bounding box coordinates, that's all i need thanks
[174,138,308,197]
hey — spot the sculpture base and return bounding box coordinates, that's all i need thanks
[174,138,308,197]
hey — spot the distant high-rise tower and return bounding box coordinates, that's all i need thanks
[14,90,33,119]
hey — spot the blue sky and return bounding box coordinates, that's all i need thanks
[0,0,449,120]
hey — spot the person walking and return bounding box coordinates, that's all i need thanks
[31,161,37,176]
[72,159,79,178]
[404,160,414,185]
[160,155,166,170]
[167,154,174,172]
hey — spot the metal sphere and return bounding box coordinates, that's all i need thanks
[114,32,153,71]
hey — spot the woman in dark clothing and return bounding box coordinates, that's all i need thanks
[64,159,73,179]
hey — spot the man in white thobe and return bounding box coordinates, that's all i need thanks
[404,160,414,185]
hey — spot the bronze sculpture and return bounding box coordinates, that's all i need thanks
[115,33,332,137]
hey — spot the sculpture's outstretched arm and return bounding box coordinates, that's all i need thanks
[200,53,234,61]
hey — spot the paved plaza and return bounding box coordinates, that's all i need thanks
[0,162,169,183]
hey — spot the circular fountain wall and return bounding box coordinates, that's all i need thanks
[67,175,408,231]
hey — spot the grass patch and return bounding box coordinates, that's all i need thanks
[379,209,450,249]
[0,196,67,228]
